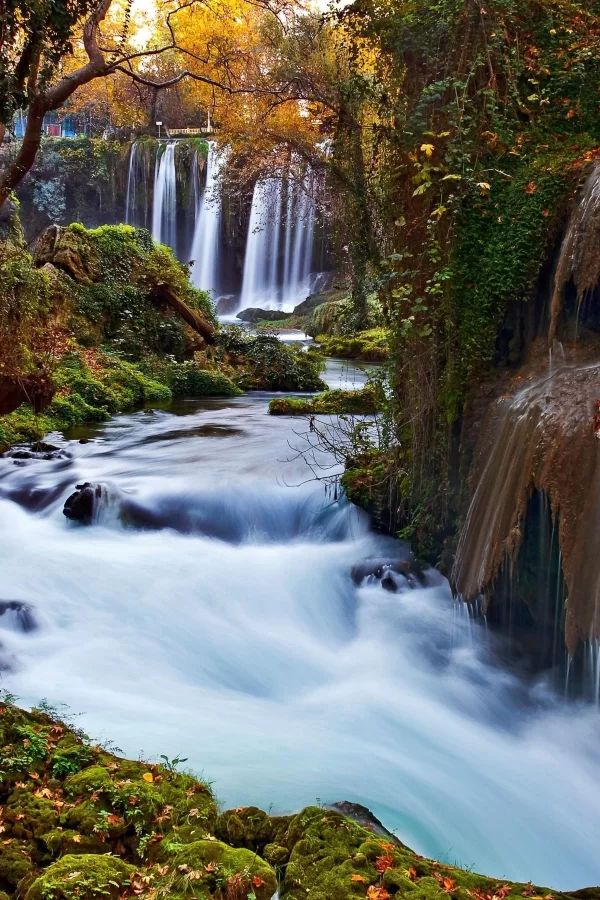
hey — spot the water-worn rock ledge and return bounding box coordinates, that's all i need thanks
[0,701,596,900]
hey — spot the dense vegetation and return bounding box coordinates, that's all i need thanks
[0,218,324,452]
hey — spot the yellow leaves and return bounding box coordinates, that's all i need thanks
[421,143,435,157]
[477,182,491,194]
[351,874,366,882]
[142,772,154,783]
[71,834,82,843]
[406,866,418,882]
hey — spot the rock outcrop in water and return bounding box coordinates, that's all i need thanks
[0,699,595,900]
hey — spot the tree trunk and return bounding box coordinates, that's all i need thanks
[153,282,217,345]
[0,99,45,208]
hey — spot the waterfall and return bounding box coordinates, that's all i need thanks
[186,150,201,260]
[125,142,139,226]
[549,163,600,343]
[240,178,282,310]
[152,141,178,253]
[240,170,317,312]
[190,142,226,296]
[283,174,316,309]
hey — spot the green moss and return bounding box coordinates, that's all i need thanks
[0,350,175,453]
[306,295,383,338]
[269,384,381,416]
[168,840,276,900]
[25,855,135,900]
[139,358,241,397]
[0,844,34,888]
[215,807,273,851]
[5,789,59,840]
[217,326,326,391]
[315,329,389,362]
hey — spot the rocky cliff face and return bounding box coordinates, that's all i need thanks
[452,164,600,671]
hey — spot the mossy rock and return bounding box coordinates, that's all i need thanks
[5,789,59,840]
[315,329,389,362]
[169,839,276,900]
[0,844,34,889]
[263,842,289,867]
[215,806,273,851]
[25,855,135,900]
[269,385,381,416]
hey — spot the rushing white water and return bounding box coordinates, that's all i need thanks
[152,141,178,253]
[240,172,318,312]
[191,143,226,296]
[1,383,600,890]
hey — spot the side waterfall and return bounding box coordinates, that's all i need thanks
[152,141,178,253]
[240,171,317,311]
[190,142,225,295]
[124,141,151,229]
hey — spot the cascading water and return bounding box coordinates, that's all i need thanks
[240,178,283,310]
[152,141,178,253]
[125,141,139,226]
[124,141,151,229]
[240,171,317,312]
[190,142,226,296]
[1,378,600,889]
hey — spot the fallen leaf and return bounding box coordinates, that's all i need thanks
[252,876,265,887]
[204,862,217,873]
[367,888,391,900]
[443,877,457,892]
[375,854,394,873]
[421,143,435,157]
[406,867,418,882]
[142,772,154,783]
[351,874,366,882]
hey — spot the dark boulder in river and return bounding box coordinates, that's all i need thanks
[63,482,104,524]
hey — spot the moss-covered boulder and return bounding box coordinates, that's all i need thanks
[216,326,326,392]
[269,384,381,416]
[0,844,34,890]
[315,329,389,362]
[215,806,273,851]
[25,855,135,900]
[168,839,276,900]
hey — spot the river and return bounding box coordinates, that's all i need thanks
[1,360,600,890]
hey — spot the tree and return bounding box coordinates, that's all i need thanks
[0,0,302,209]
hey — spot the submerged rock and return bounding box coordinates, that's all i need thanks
[351,557,423,591]
[0,601,36,632]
